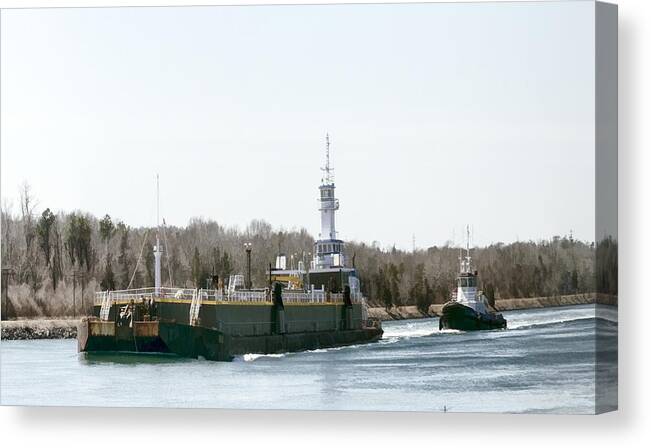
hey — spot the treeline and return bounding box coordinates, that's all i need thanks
[352,236,614,312]
[1,187,616,318]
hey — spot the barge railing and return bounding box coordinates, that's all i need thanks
[95,287,363,306]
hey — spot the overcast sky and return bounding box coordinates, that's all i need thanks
[1,2,595,249]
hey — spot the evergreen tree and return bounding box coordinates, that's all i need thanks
[36,208,56,265]
[99,214,115,247]
[100,254,116,291]
[191,247,204,288]
[117,223,132,289]
[50,221,64,290]
[144,242,155,286]
[65,213,93,271]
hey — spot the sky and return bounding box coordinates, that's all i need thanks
[0,2,596,250]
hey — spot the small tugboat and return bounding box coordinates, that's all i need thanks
[439,227,507,331]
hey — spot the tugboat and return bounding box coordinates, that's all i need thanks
[439,227,507,331]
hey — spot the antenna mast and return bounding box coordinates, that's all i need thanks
[466,225,472,272]
[459,225,472,274]
[326,133,330,173]
[321,133,334,184]
[466,225,470,256]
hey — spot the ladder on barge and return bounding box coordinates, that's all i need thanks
[99,291,112,321]
[189,289,203,326]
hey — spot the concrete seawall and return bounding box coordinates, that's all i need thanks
[493,293,616,311]
[368,294,617,321]
[367,305,437,321]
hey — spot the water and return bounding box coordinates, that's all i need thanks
[0,305,617,413]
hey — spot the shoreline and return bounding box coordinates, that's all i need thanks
[1,294,617,340]
[1,318,78,340]
[367,293,617,321]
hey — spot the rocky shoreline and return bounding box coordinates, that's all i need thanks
[1,294,616,340]
[1,319,78,340]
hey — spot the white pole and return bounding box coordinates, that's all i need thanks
[154,174,162,295]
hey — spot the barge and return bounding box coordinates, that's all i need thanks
[78,135,382,360]
[78,282,381,361]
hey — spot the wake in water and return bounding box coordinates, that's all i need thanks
[238,343,365,361]
[504,304,605,330]
[235,305,611,361]
[237,353,286,362]
[381,320,462,341]
[380,304,611,340]
[382,321,439,339]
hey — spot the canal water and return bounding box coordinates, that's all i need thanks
[0,304,617,413]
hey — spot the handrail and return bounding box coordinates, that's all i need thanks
[95,286,365,305]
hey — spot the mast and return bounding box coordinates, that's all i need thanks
[466,225,471,262]
[315,133,343,268]
[154,174,162,294]
[319,133,338,240]
[460,225,472,274]
[321,133,333,184]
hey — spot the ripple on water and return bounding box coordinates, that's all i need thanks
[0,305,615,413]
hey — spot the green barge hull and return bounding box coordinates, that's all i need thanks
[78,292,382,361]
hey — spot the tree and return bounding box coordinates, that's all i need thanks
[100,254,116,291]
[99,214,115,249]
[376,265,393,310]
[1,201,15,266]
[221,251,233,279]
[422,278,434,313]
[36,208,56,265]
[410,263,425,312]
[18,183,40,290]
[0,205,603,316]
[144,242,155,286]
[168,244,182,286]
[19,182,36,250]
[97,214,117,291]
[65,213,93,271]
[117,223,132,289]
[571,269,579,293]
[50,221,64,290]
[388,263,401,305]
[596,236,617,295]
[190,247,205,288]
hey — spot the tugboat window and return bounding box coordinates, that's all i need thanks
[458,277,477,287]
